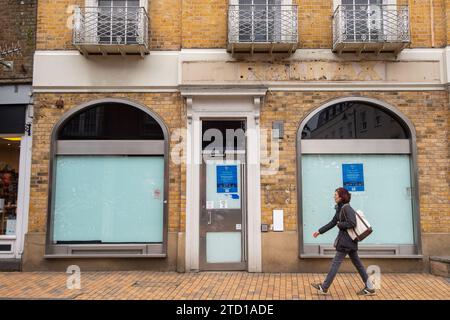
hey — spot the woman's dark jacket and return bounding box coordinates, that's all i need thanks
[319,203,358,253]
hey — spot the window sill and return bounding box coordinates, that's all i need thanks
[0,236,17,240]
[44,253,167,259]
[300,254,423,259]
[46,243,165,257]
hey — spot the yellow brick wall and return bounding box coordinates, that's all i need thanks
[297,0,332,49]
[405,0,429,47]
[447,0,450,44]
[30,92,449,237]
[36,0,83,50]
[36,0,183,51]
[29,93,186,233]
[260,91,450,234]
[409,0,447,48]
[150,0,181,50]
[0,0,36,83]
[181,0,227,48]
[432,0,448,47]
[35,1,449,50]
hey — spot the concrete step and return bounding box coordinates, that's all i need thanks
[0,259,21,272]
[429,256,450,278]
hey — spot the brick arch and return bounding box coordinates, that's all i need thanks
[295,96,422,257]
[297,96,417,140]
[45,97,170,257]
[50,97,170,143]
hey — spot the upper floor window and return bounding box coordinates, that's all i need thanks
[332,0,410,54]
[97,0,140,44]
[238,0,280,42]
[228,0,298,54]
[73,0,149,56]
[342,0,383,42]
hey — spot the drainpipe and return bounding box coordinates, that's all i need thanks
[430,0,435,47]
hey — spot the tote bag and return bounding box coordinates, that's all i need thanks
[342,205,373,242]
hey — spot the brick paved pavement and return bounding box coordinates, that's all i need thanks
[0,272,448,300]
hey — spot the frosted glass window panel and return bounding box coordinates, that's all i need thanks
[302,154,414,245]
[53,156,164,243]
[206,160,241,209]
[6,219,16,235]
[206,232,242,263]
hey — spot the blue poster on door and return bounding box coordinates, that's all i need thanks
[342,163,365,192]
[217,165,238,193]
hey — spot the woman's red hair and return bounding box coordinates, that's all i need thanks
[336,187,351,204]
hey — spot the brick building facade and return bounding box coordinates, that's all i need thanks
[0,0,36,83]
[12,0,450,273]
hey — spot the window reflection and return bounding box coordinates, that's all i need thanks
[59,103,164,140]
[302,102,408,139]
[202,120,246,152]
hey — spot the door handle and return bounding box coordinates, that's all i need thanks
[406,187,412,198]
[208,211,212,225]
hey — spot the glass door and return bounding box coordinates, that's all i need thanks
[199,120,247,271]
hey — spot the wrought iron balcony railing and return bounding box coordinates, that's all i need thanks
[333,4,410,54]
[73,6,149,56]
[228,4,298,54]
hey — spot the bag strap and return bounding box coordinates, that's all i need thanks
[340,204,358,237]
[354,210,370,229]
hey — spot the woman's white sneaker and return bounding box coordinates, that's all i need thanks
[311,283,329,295]
[357,287,376,296]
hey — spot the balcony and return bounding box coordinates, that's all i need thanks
[73,6,149,56]
[228,4,298,54]
[333,5,410,55]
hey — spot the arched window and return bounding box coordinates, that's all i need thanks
[46,99,168,257]
[297,98,420,258]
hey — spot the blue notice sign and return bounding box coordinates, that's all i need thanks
[342,163,365,192]
[217,165,238,193]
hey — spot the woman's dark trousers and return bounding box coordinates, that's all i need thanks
[322,250,372,290]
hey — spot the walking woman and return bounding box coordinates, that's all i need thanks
[311,187,375,296]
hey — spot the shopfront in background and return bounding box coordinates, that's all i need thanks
[0,85,32,262]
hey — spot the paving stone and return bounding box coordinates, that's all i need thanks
[0,271,448,300]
